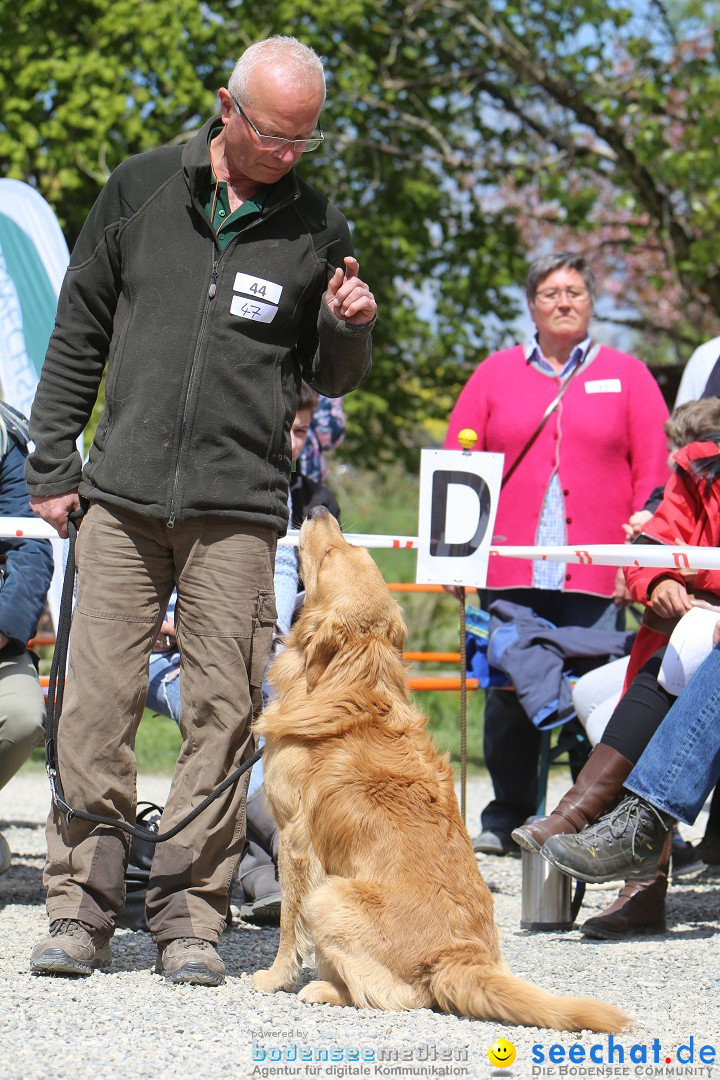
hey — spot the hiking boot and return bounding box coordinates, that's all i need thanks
[512,744,633,854]
[540,794,674,884]
[30,919,112,976]
[155,938,225,986]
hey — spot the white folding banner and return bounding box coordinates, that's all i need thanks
[416,448,504,587]
[0,179,71,627]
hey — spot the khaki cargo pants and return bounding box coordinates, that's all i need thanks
[44,503,277,943]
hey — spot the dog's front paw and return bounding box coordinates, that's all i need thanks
[252,967,292,994]
[298,980,347,1007]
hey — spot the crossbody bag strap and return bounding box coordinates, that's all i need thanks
[502,341,600,487]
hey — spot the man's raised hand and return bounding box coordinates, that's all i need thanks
[325,256,376,325]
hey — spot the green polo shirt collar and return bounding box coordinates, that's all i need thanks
[204,123,268,251]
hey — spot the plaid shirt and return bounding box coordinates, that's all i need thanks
[523,336,591,589]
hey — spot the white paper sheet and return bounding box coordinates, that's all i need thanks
[657,605,720,696]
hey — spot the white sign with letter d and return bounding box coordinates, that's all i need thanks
[416,449,504,587]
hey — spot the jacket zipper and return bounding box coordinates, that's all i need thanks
[167,257,218,527]
[166,184,300,527]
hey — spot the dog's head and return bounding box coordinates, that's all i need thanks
[295,508,407,693]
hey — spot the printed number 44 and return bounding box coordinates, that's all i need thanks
[248,283,267,298]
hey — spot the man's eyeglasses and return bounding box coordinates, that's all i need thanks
[230,93,324,153]
[534,287,590,306]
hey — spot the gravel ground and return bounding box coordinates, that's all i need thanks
[1,767,718,1080]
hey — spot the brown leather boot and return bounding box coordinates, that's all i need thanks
[580,832,672,939]
[511,743,634,853]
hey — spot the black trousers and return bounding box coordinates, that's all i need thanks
[600,650,673,763]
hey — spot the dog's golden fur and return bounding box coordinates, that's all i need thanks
[252,510,628,1032]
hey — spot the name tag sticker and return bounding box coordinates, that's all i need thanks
[585,379,622,394]
[230,295,279,324]
[233,273,283,306]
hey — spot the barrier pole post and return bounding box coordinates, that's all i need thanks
[458,588,467,826]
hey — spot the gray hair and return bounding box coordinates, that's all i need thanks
[525,252,597,305]
[228,36,326,107]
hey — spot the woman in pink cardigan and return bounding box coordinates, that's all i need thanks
[444,252,670,855]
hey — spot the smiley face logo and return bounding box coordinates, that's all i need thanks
[488,1039,517,1068]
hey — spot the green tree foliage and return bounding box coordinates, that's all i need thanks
[0,1,525,465]
[2,1,719,464]
[434,0,720,356]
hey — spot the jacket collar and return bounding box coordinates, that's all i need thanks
[181,115,300,213]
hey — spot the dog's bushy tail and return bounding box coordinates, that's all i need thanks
[430,959,629,1033]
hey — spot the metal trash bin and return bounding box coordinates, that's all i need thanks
[520,847,574,930]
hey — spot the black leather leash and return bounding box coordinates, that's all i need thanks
[45,509,261,845]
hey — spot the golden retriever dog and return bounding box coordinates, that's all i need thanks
[252,508,628,1032]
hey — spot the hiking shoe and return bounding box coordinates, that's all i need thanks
[695,832,720,866]
[671,834,706,879]
[30,919,112,976]
[472,830,519,857]
[540,795,674,884]
[155,938,225,986]
[240,893,282,926]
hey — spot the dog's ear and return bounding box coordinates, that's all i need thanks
[387,609,407,652]
[304,613,344,693]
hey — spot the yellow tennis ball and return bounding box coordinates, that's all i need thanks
[457,427,478,451]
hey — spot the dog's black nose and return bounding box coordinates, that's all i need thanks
[309,505,330,520]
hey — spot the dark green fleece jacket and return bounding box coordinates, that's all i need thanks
[26,117,373,532]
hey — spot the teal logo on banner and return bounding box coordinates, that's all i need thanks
[0,179,69,418]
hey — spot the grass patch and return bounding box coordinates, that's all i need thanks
[29,700,481,778]
[417,688,485,770]
[134,710,183,773]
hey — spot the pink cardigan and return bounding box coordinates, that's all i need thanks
[444,344,670,595]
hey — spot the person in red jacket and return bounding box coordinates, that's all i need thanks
[513,433,720,936]
[444,251,670,855]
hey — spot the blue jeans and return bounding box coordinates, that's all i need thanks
[146,650,181,723]
[625,642,720,825]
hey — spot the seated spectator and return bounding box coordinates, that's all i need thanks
[0,404,54,872]
[572,397,720,746]
[513,426,720,936]
[444,251,669,855]
[298,394,345,484]
[674,333,720,406]
[540,630,720,891]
